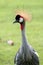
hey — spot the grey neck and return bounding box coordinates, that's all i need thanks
[20,22,32,60]
[21,23,28,47]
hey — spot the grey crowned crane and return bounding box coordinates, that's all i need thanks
[13,14,39,65]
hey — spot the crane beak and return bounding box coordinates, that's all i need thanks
[13,20,17,24]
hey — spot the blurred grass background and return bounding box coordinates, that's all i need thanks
[0,0,43,65]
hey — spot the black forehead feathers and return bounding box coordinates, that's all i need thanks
[15,15,20,20]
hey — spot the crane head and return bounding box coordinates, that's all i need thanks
[13,14,25,24]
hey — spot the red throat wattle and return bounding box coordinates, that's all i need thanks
[20,24,24,30]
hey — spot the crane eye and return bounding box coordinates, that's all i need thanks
[19,18,23,23]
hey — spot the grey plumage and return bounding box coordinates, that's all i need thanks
[14,43,39,65]
[14,15,39,65]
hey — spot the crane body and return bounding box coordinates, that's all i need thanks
[13,15,39,65]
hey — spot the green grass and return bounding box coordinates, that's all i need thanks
[0,0,43,65]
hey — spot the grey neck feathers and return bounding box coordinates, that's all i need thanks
[21,22,28,47]
[21,22,32,60]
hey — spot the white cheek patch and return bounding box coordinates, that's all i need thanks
[19,18,23,23]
